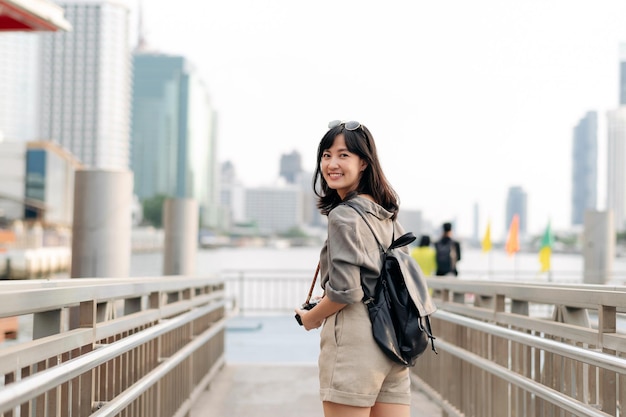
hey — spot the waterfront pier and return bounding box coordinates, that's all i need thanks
[1,272,625,417]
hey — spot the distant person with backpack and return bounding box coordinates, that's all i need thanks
[295,120,435,417]
[435,222,461,276]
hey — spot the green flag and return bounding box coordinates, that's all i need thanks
[538,222,553,272]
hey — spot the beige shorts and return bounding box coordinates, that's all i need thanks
[318,301,410,407]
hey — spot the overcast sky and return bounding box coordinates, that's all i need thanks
[139,0,626,239]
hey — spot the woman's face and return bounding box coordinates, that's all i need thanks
[320,134,367,199]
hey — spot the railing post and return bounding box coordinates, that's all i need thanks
[79,300,96,416]
[599,305,617,416]
[239,271,245,314]
[491,294,507,417]
[511,300,530,417]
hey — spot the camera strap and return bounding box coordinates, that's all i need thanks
[304,262,320,304]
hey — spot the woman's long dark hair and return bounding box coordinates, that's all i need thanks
[313,123,399,219]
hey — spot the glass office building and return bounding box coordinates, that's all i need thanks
[24,141,82,226]
[571,111,597,226]
[131,52,219,228]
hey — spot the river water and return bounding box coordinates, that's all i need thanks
[130,246,626,285]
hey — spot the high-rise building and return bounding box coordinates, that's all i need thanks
[505,186,527,236]
[279,150,303,184]
[619,44,626,105]
[131,52,220,228]
[39,0,132,169]
[0,33,40,143]
[606,107,626,231]
[220,161,246,226]
[571,111,598,226]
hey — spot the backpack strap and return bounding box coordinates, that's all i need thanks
[342,201,390,253]
[343,201,416,251]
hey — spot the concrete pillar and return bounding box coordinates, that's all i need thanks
[583,210,614,284]
[163,198,198,276]
[71,169,133,278]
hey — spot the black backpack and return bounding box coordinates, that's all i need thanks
[435,239,454,271]
[344,203,437,366]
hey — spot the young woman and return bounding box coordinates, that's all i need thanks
[295,120,411,417]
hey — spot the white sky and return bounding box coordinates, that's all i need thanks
[139,0,626,240]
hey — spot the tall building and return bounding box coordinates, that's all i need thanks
[131,52,220,228]
[606,108,626,231]
[39,0,132,169]
[505,186,527,236]
[571,111,598,226]
[220,161,246,226]
[0,33,40,142]
[620,44,626,105]
[279,150,303,184]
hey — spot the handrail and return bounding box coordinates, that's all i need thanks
[0,301,225,413]
[414,278,626,417]
[434,339,613,417]
[434,310,626,374]
[0,275,223,317]
[91,316,227,417]
[0,275,226,417]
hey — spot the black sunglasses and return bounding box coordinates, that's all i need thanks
[328,120,361,131]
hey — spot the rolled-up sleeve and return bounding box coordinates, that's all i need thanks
[323,215,365,304]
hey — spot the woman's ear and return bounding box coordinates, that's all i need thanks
[360,160,368,172]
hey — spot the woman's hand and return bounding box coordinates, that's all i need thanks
[294,308,323,331]
[295,296,346,331]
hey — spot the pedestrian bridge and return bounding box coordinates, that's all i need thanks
[0,273,625,417]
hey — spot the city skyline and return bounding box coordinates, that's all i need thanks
[139,0,626,239]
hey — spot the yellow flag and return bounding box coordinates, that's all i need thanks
[481,221,492,253]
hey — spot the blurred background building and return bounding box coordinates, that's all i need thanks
[571,111,598,227]
[39,0,132,170]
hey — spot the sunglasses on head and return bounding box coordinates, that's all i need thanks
[328,120,361,131]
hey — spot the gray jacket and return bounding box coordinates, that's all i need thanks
[319,196,436,316]
[320,196,393,304]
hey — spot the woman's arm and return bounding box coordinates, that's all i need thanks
[295,296,346,331]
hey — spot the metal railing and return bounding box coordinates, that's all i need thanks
[0,275,226,417]
[219,270,626,416]
[3,270,625,417]
[414,278,626,417]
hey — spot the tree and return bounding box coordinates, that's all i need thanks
[142,194,169,228]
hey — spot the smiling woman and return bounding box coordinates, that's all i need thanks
[320,133,367,199]
[294,120,420,417]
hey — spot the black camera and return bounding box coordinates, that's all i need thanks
[295,300,319,326]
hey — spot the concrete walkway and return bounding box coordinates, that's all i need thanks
[191,364,442,417]
[190,315,442,417]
